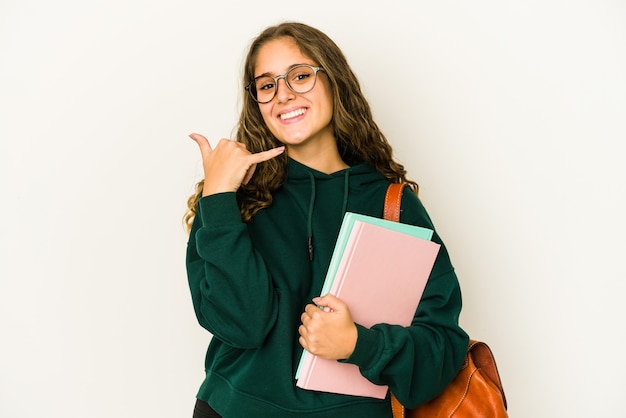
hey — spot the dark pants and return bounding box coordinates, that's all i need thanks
[193,399,222,418]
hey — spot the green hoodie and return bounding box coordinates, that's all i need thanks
[186,158,468,418]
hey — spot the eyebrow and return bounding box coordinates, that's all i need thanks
[253,63,314,79]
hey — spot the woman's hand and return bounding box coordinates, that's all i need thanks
[189,133,285,196]
[298,294,358,360]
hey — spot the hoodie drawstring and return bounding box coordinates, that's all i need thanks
[307,172,316,261]
[341,170,349,215]
[306,170,351,262]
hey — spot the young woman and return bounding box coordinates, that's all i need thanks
[184,22,468,418]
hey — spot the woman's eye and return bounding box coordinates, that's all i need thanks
[290,72,311,83]
[257,81,275,91]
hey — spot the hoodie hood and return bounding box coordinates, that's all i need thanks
[285,157,385,186]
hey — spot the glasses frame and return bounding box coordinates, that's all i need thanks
[245,64,325,104]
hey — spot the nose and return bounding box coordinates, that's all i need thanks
[275,77,295,103]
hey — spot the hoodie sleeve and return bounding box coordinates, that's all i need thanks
[186,192,278,349]
[342,190,469,407]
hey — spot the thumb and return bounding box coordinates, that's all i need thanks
[313,294,347,312]
[188,133,213,155]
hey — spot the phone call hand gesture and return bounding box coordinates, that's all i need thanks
[189,133,285,197]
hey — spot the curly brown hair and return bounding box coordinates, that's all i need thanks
[184,22,418,232]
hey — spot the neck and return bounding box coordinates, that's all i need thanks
[286,140,348,174]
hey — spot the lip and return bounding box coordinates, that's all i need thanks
[277,106,308,122]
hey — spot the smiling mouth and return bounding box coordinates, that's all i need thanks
[279,108,307,120]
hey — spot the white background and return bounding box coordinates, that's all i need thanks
[2,1,625,417]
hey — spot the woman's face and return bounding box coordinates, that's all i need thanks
[253,37,335,153]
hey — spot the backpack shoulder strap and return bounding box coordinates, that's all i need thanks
[384,183,405,222]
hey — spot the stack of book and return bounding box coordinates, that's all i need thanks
[295,212,440,399]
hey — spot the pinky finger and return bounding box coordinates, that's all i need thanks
[298,336,307,350]
[252,145,286,163]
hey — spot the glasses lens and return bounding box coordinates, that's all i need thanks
[287,66,316,94]
[253,76,276,103]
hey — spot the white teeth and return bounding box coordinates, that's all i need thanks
[279,108,306,120]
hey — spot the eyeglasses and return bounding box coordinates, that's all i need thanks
[245,64,325,104]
